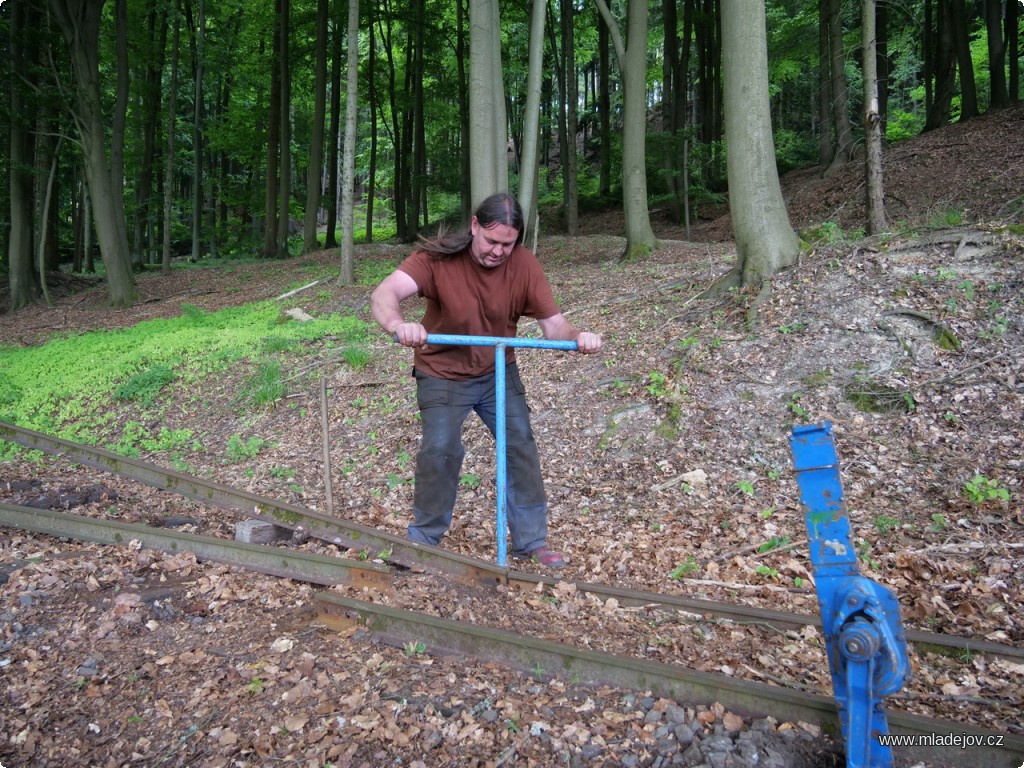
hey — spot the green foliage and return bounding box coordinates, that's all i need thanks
[340,346,372,370]
[226,435,270,462]
[963,475,1010,505]
[669,556,700,580]
[0,301,356,457]
[403,641,427,657]
[645,371,671,398]
[110,423,199,458]
[236,361,286,411]
[758,536,791,553]
[873,515,901,534]
[355,259,402,288]
[885,109,926,143]
[787,393,809,421]
[734,480,756,496]
[773,129,817,174]
[801,221,849,245]
[114,364,178,405]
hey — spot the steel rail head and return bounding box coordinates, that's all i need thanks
[314,591,1024,768]
[0,502,391,589]
[0,420,505,585]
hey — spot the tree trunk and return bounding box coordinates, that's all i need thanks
[951,0,978,121]
[548,1,568,219]
[190,0,205,262]
[984,0,1009,110]
[8,0,40,310]
[863,0,886,235]
[263,12,281,259]
[134,0,165,267]
[824,0,855,176]
[561,0,579,235]
[662,0,681,224]
[816,0,832,165]
[517,0,547,242]
[324,6,342,249]
[876,3,889,133]
[366,5,378,241]
[277,0,292,259]
[596,0,658,261]
[38,137,66,305]
[456,0,471,220]
[1009,0,1019,104]
[469,0,509,208]
[162,0,182,274]
[720,0,799,288]
[924,0,933,115]
[338,0,359,285]
[597,13,610,198]
[925,0,956,130]
[50,0,139,307]
[303,0,330,254]
[411,0,427,231]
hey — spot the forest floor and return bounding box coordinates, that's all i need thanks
[0,104,1022,768]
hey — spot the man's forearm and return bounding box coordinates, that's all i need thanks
[370,289,404,334]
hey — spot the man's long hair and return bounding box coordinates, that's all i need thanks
[418,193,525,259]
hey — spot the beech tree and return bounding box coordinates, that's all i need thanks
[7,0,39,309]
[338,0,359,285]
[468,0,508,207]
[863,0,886,235]
[517,0,547,244]
[302,0,329,255]
[719,0,799,289]
[595,0,658,262]
[49,0,139,307]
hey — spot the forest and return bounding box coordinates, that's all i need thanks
[1,0,1022,309]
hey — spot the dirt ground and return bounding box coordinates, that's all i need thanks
[1,104,1022,767]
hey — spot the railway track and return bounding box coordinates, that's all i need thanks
[2,420,1022,767]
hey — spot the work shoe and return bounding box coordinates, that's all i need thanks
[515,546,567,568]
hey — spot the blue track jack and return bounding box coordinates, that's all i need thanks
[789,422,911,768]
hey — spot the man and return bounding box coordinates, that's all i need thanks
[370,192,602,567]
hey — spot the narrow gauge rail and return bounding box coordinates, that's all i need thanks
[1,502,1021,768]
[2,422,1022,768]
[2,420,1020,663]
[3,500,1022,768]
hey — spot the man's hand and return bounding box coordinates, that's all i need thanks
[575,331,602,354]
[392,322,428,347]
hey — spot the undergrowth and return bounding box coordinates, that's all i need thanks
[0,302,368,459]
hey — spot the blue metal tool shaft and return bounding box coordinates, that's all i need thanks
[397,333,578,566]
[789,422,910,768]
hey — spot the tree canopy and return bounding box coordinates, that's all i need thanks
[1,0,1021,306]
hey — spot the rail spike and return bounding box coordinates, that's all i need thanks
[789,421,911,768]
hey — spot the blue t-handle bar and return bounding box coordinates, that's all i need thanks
[394,332,579,566]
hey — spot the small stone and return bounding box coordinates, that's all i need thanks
[666,704,688,725]
[701,735,734,753]
[655,735,677,755]
[682,742,703,764]
[645,708,664,724]
[674,723,695,745]
[581,743,604,759]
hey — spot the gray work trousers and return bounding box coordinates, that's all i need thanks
[409,365,548,556]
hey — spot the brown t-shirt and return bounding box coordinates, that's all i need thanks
[396,245,561,380]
